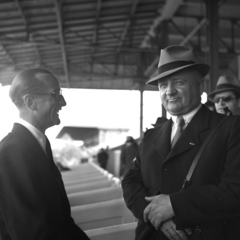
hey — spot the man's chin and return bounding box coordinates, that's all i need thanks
[216,109,225,114]
[167,107,182,116]
[52,117,61,126]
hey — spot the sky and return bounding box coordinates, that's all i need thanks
[0,85,162,143]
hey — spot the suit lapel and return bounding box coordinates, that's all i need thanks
[13,123,47,160]
[12,124,64,191]
[165,106,211,161]
[152,119,172,160]
[45,137,63,179]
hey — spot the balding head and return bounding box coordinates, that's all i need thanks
[9,68,56,109]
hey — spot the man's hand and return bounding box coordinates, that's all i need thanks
[143,194,174,230]
[161,219,192,240]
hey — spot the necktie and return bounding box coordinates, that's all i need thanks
[171,116,185,147]
[45,137,53,159]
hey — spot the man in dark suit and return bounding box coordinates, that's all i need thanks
[122,46,240,240]
[0,69,90,240]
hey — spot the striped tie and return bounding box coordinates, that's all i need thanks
[171,116,185,147]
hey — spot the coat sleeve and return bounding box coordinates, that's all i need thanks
[121,144,151,221]
[170,116,240,229]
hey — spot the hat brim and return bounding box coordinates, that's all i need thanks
[146,63,210,86]
[208,87,240,99]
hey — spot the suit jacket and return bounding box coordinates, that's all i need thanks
[122,105,240,240]
[0,123,89,240]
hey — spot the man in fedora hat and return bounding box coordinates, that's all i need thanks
[208,75,240,115]
[122,45,240,240]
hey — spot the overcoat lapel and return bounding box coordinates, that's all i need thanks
[165,106,211,162]
[12,123,64,191]
[152,119,172,160]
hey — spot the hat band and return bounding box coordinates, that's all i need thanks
[158,60,195,74]
[216,83,240,90]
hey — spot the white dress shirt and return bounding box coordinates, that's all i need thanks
[171,104,202,141]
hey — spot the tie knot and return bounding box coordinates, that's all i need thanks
[177,116,185,128]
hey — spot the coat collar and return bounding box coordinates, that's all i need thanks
[152,119,172,159]
[12,123,64,191]
[152,106,211,161]
[166,105,211,161]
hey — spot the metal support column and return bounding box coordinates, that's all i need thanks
[139,83,144,139]
[205,0,219,93]
[160,20,169,118]
[238,56,240,80]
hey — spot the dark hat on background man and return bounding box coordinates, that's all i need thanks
[208,75,240,99]
[146,45,210,86]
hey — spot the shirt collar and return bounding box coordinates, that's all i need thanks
[171,104,202,125]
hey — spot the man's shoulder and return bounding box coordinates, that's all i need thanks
[0,124,30,151]
[144,117,170,136]
[0,131,18,149]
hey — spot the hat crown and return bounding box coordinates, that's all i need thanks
[146,45,210,86]
[158,45,196,67]
[216,75,240,88]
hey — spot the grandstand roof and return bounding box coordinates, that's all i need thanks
[0,0,239,92]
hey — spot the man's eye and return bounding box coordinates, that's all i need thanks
[174,80,185,85]
[159,83,167,89]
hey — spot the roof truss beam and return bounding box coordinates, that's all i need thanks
[141,0,183,48]
[15,0,41,66]
[117,0,140,52]
[54,0,70,87]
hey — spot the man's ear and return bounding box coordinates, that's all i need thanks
[199,79,205,95]
[23,94,37,110]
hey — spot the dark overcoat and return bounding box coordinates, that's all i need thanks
[122,105,240,240]
[0,123,89,240]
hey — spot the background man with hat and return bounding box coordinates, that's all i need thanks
[122,45,240,240]
[208,75,240,115]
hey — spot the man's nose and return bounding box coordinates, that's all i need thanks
[59,95,67,106]
[166,82,176,95]
[218,98,226,106]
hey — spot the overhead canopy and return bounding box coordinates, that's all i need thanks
[0,0,239,92]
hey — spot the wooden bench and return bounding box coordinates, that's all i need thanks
[65,180,114,194]
[85,222,137,240]
[71,198,136,230]
[64,175,109,186]
[62,163,111,182]
[62,168,103,180]
[68,186,123,206]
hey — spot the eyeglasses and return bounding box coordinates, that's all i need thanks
[35,89,63,100]
[213,96,236,104]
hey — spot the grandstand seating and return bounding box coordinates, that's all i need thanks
[61,161,137,240]
[68,186,123,206]
[71,198,135,230]
[86,222,137,240]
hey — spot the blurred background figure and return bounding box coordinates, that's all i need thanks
[151,117,168,128]
[209,75,240,115]
[97,147,109,170]
[120,136,139,179]
[204,99,215,111]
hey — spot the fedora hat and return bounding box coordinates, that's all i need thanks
[208,75,240,99]
[146,45,210,86]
